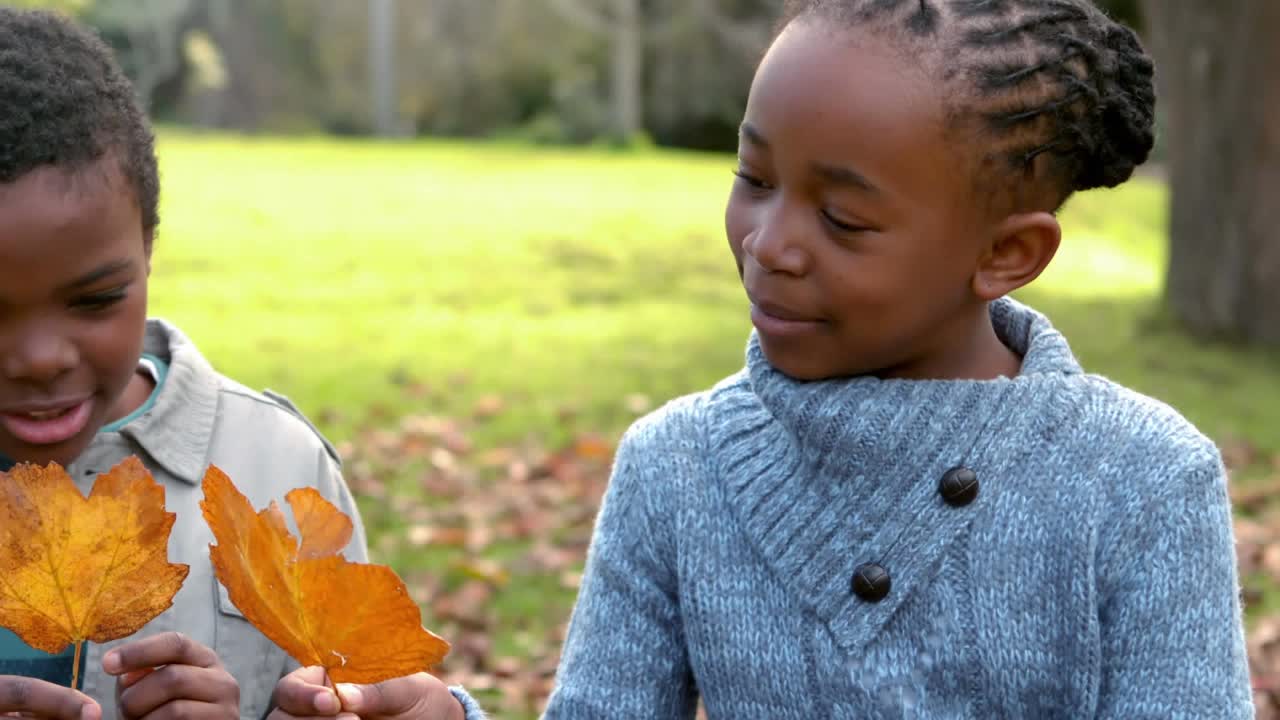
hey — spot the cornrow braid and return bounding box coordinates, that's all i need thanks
[779,0,1155,208]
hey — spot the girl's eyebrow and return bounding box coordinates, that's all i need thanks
[60,258,134,291]
[739,122,769,149]
[740,120,880,194]
[812,162,880,194]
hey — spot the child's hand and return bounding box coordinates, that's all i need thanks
[102,632,238,720]
[269,666,464,720]
[0,675,101,720]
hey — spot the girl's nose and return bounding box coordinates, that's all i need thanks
[743,207,810,276]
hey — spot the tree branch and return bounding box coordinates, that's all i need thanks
[548,0,610,35]
[691,0,768,57]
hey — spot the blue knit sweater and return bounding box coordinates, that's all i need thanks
[540,297,1252,719]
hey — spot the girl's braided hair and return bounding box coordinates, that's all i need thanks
[780,0,1155,209]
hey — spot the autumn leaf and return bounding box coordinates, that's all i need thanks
[0,457,190,688]
[200,465,450,683]
[288,487,353,560]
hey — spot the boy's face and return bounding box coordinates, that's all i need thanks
[725,21,998,381]
[0,158,150,467]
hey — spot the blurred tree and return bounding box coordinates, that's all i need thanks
[167,0,308,130]
[4,0,93,13]
[1141,0,1280,345]
[549,0,644,142]
[368,0,399,137]
[82,0,192,111]
[548,0,772,145]
[59,0,775,145]
[645,0,773,150]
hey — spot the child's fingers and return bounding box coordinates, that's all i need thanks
[118,668,155,691]
[263,707,358,712]
[0,676,101,720]
[336,673,459,718]
[120,699,230,720]
[116,665,236,719]
[271,667,340,717]
[103,632,220,675]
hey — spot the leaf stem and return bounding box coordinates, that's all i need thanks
[71,640,83,690]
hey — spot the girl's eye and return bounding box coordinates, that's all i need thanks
[72,288,128,312]
[733,168,772,190]
[821,209,870,234]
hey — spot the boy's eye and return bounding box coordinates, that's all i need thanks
[733,168,772,191]
[72,288,128,311]
[821,209,870,234]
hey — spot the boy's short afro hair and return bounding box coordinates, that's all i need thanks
[0,7,158,233]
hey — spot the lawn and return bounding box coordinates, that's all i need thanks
[149,130,1280,717]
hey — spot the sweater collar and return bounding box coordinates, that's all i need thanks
[745,296,1081,456]
[707,296,1083,656]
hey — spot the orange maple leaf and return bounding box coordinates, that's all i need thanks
[0,457,190,688]
[200,465,450,684]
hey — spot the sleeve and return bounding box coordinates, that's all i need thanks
[449,686,489,720]
[1093,445,1253,719]
[541,419,698,720]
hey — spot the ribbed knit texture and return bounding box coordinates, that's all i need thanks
[540,297,1253,719]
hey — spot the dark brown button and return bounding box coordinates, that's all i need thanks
[939,466,979,507]
[851,562,890,602]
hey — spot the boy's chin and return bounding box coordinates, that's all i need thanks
[0,434,96,471]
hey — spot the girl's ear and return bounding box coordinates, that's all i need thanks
[144,229,153,276]
[972,212,1061,300]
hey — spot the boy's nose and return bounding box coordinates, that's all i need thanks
[4,333,78,383]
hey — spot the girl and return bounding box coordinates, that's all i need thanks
[272,0,1253,717]
[531,0,1252,717]
[0,9,477,720]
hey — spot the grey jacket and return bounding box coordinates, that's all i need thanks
[69,319,367,720]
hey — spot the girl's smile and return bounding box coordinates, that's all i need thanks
[747,294,829,339]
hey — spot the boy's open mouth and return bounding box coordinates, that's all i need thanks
[0,397,94,446]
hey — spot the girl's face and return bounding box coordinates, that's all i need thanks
[0,157,150,467]
[726,20,1005,381]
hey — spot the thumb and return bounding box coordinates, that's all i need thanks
[335,683,385,715]
[336,675,428,716]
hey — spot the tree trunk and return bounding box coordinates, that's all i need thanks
[368,0,398,137]
[1142,0,1280,345]
[610,0,642,140]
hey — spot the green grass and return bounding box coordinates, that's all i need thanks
[151,131,746,448]
[147,130,1280,716]
[151,130,1280,455]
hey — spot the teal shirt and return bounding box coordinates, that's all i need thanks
[0,354,167,686]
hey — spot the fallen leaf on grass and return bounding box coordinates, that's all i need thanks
[1233,478,1280,514]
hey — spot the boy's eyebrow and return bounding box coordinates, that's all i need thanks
[739,122,769,149]
[61,259,135,291]
[812,162,880,195]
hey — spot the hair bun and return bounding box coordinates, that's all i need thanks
[1072,23,1156,191]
